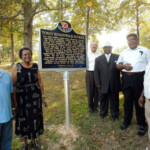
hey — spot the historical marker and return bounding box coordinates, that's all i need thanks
[39,21,86,130]
[39,21,86,71]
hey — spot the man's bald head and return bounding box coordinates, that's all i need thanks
[90,41,98,53]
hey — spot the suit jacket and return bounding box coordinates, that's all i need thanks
[94,53,121,94]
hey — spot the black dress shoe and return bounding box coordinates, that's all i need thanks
[100,115,105,119]
[89,108,94,114]
[120,123,130,130]
[137,125,147,136]
[31,142,40,150]
[23,144,30,150]
[111,116,118,121]
[94,109,98,113]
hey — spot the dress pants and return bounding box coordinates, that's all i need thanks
[99,86,119,117]
[122,73,146,126]
[86,71,99,111]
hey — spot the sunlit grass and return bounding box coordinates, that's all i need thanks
[1,65,148,150]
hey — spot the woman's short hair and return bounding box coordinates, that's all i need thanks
[19,47,32,59]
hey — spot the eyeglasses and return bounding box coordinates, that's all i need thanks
[127,38,137,42]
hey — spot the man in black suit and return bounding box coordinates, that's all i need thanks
[94,42,120,120]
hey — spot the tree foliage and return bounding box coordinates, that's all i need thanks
[0,0,70,64]
[117,0,150,43]
[0,0,70,49]
[0,0,150,64]
[68,0,122,39]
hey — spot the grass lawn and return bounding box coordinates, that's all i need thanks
[1,64,148,150]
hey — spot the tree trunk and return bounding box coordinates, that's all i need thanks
[136,0,140,44]
[23,0,33,50]
[60,0,63,20]
[24,19,33,50]
[10,33,15,66]
[86,6,90,51]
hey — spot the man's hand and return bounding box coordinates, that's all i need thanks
[97,84,101,89]
[138,96,145,107]
[123,63,133,71]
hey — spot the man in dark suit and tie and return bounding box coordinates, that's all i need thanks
[94,42,120,120]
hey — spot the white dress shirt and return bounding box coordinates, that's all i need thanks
[87,51,101,71]
[144,62,150,99]
[105,53,111,62]
[117,46,150,72]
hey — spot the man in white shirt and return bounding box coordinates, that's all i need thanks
[86,41,100,113]
[116,33,150,136]
[94,42,120,120]
[139,61,150,149]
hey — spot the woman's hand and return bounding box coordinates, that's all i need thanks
[42,97,47,107]
[12,108,17,119]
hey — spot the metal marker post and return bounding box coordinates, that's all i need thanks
[63,71,70,130]
[39,21,86,130]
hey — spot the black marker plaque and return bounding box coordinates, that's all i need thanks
[39,21,86,70]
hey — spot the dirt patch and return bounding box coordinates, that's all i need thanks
[47,124,79,150]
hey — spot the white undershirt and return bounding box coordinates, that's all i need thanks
[117,46,150,72]
[87,51,101,71]
[105,53,111,62]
